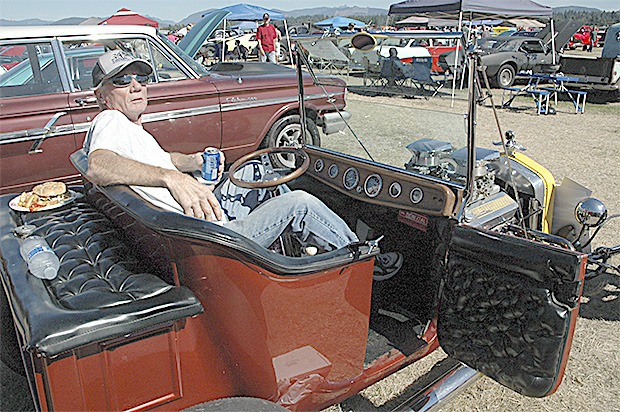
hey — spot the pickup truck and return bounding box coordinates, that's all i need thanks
[559,22,620,102]
[0,16,349,195]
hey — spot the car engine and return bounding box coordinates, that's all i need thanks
[404,138,547,231]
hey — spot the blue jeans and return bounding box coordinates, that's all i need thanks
[216,163,358,251]
[259,51,277,64]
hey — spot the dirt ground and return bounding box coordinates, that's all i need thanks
[325,84,620,411]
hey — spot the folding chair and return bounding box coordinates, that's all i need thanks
[361,53,384,87]
[299,39,350,75]
[411,60,445,99]
[380,58,414,94]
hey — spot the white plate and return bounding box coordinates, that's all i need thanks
[9,190,77,212]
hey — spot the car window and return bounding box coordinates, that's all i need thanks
[61,37,189,90]
[519,41,545,53]
[0,42,62,98]
[150,46,188,81]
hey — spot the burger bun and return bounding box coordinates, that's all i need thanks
[32,182,67,198]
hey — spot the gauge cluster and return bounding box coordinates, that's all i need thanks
[304,148,457,217]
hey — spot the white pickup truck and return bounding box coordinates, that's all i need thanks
[559,22,620,102]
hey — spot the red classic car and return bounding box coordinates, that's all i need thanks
[0,18,349,195]
[1,37,618,412]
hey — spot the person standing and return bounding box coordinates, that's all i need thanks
[589,26,598,52]
[256,13,278,63]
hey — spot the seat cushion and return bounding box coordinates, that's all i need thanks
[0,193,203,356]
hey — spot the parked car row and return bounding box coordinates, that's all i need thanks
[439,36,558,87]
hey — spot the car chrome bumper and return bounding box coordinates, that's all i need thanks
[321,111,351,135]
[392,363,481,412]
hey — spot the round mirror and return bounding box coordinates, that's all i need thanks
[575,197,608,227]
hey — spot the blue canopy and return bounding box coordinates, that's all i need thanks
[314,16,366,29]
[231,21,258,31]
[218,3,285,21]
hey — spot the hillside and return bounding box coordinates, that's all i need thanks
[1,5,615,27]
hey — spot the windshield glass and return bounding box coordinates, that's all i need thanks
[300,34,470,187]
[158,31,208,76]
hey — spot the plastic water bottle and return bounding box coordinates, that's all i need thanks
[19,236,59,280]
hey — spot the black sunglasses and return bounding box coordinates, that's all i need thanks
[109,74,149,87]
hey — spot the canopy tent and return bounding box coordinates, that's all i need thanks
[231,21,259,31]
[388,0,552,19]
[99,8,159,28]
[388,0,554,100]
[396,15,504,27]
[314,16,366,29]
[217,3,285,21]
[506,18,546,28]
[213,4,292,64]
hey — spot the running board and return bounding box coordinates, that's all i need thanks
[392,363,481,412]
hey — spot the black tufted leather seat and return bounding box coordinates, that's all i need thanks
[23,199,175,310]
[0,193,203,357]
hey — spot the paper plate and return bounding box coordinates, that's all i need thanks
[9,190,77,212]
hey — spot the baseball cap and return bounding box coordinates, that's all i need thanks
[92,50,153,88]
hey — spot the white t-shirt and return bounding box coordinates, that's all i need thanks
[86,110,186,214]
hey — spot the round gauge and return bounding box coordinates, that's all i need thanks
[410,187,424,204]
[364,174,383,198]
[314,159,325,173]
[389,182,402,198]
[343,167,359,190]
[328,164,339,179]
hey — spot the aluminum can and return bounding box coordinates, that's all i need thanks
[201,148,221,183]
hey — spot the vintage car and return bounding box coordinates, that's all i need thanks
[1,37,619,412]
[439,36,558,87]
[0,20,349,195]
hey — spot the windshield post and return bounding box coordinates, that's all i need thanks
[459,49,478,221]
[295,47,308,141]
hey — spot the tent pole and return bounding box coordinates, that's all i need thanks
[550,18,556,65]
[451,11,463,107]
[284,19,294,67]
[459,16,473,90]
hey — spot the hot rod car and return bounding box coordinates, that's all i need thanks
[1,37,619,412]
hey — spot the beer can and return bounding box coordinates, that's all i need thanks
[201,148,221,183]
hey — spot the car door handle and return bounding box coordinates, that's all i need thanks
[28,111,68,154]
[74,96,97,106]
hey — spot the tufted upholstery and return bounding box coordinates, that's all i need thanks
[23,199,174,310]
[438,225,583,397]
[0,193,203,357]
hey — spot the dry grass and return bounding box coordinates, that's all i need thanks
[325,85,620,411]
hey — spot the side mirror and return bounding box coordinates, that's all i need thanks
[575,198,608,227]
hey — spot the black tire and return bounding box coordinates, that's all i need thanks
[183,397,287,412]
[494,64,516,88]
[262,114,320,168]
[278,45,291,64]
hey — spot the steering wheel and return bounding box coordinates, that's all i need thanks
[229,147,310,189]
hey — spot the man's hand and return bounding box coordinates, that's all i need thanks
[163,169,222,221]
[171,148,224,179]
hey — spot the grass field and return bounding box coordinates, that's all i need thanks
[325,86,620,412]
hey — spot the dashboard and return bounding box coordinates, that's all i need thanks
[304,147,459,217]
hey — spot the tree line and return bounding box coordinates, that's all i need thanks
[553,10,618,27]
[163,10,618,33]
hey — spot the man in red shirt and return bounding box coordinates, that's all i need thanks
[256,13,279,63]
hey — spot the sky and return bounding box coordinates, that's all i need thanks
[0,0,618,22]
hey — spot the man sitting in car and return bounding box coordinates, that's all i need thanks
[85,50,402,275]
